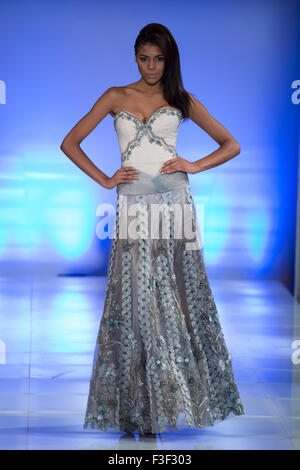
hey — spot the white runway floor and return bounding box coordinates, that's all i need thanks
[0,276,299,450]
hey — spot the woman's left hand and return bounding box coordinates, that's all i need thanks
[160,156,198,175]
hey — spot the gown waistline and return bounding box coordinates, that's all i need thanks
[117,170,189,195]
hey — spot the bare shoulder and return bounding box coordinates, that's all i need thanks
[104,86,123,101]
[102,85,135,116]
[87,85,134,120]
[185,92,240,148]
[60,87,124,146]
[95,86,122,117]
[186,92,208,118]
[186,92,219,125]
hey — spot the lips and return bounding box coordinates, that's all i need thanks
[147,74,157,77]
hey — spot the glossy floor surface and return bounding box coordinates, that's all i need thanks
[0,276,299,450]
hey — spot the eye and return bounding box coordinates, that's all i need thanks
[139,57,164,62]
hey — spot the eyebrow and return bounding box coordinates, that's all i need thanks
[138,54,164,57]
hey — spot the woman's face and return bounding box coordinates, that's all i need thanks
[135,43,165,84]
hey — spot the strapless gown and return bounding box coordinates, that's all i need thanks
[83,106,244,434]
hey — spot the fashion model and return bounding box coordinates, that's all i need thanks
[60,23,244,438]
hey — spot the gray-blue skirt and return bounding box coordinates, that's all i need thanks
[83,182,244,434]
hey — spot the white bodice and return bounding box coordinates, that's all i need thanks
[113,106,189,195]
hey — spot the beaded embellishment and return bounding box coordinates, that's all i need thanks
[114,107,182,162]
[83,185,244,433]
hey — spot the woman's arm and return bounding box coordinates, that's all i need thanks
[161,94,241,176]
[60,87,117,188]
[187,94,240,173]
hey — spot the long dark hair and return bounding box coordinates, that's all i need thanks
[134,23,193,122]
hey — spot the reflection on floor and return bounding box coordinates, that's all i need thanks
[0,276,299,450]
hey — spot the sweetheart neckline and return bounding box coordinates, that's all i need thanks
[113,106,182,126]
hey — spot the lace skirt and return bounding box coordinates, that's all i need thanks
[83,183,244,434]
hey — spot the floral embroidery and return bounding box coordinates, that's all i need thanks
[114,108,182,162]
[84,185,244,434]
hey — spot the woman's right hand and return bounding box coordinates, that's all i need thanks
[103,166,140,190]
